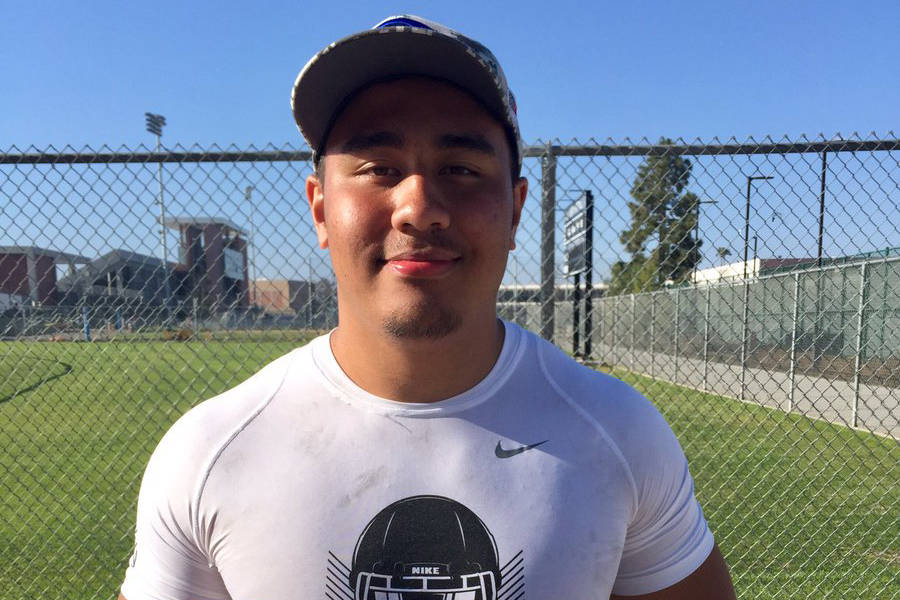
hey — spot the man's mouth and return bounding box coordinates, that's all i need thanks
[384,250,461,278]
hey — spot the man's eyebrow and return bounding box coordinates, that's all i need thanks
[339,131,404,153]
[436,133,496,155]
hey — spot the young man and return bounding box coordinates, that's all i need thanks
[119,15,735,600]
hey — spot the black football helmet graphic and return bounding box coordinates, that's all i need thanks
[349,495,501,600]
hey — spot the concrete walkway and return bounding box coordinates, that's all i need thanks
[596,344,899,439]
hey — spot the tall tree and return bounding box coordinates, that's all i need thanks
[609,138,702,294]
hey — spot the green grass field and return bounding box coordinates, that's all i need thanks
[614,370,898,599]
[1,337,897,599]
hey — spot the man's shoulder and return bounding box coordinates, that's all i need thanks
[519,324,650,413]
[514,323,674,451]
[131,341,322,530]
[152,344,308,468]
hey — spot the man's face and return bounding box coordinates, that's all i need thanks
[306,78,527,339]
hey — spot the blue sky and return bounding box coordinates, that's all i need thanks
[2,0,897,149]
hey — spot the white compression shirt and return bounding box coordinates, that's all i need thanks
[121,321,713,599]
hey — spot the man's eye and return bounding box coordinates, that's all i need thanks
[360,164,399,178]
[443,165,477,176]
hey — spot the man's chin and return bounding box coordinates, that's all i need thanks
[381,305,461,340]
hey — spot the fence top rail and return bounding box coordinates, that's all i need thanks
[726,253,900,285]
[0,149,314,165]
[602,253,900,299]
[523,138,898,158]
[1,138,896,164]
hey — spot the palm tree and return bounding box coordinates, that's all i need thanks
[716,247,732,264]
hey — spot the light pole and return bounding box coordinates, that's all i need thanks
[744,175,773,280]
[818,150,828,268]
[740,174,773,401]
[145,112,171,320]
[245,185,258,308]
[692,198,718,283]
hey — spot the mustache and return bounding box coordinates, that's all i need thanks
[381,235,464,257]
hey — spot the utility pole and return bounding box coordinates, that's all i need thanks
[741,174,772,401]
[245,185,258,308]
[744,175,773,280]
[692,198,718,283]
[145,112,171,321]
[818,151,828,267]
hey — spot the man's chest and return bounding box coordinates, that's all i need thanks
[200,415,632,599]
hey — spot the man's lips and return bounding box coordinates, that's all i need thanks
[384,251,461,278]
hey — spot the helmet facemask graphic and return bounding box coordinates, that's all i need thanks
[356,565,496,599]
[348,496,502,600]
[365,592,485,600]
[366,594,482,600]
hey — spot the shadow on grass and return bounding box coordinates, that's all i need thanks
[0,360,73,404]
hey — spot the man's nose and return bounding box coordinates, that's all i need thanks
[390,174,450,233]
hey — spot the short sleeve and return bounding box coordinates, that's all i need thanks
[611,392,715,596]
[120,351,293,600]
[119,410,231,600]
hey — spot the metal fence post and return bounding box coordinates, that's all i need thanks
[611,296,617,364]
[82,305,91,342]
[674,288,680,383]
[879,260,888,357]
[650,293,655,377]
[573,273,581,356]
[597,298,604,364]
[630,293,636,370]
[703,285,710,390]
[852,263,868,428]
[540,145,557,342]
[789,272,800,412]
[741,278,750,401]
[584,190,594,359]
[617,296,623,365]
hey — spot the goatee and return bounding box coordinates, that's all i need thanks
[382,303,461,339]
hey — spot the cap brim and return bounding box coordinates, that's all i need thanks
[291,27,510,155]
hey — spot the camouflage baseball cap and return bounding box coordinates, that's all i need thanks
[291,15,522,173]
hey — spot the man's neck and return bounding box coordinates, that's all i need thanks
[329,314,505,403]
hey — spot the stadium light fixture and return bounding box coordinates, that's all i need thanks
[145,113,166,138]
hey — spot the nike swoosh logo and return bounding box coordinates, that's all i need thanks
[495,440,548,459]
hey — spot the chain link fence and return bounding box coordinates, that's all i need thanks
[1,135,897,598]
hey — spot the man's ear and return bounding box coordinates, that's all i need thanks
[306,173,328,249]
[509,176,528,250]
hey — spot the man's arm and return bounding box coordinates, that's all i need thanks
[117,398,235,600]
[611,544,736,600]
